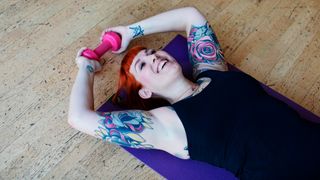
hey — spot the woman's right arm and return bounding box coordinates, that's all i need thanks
[104,7,206,53]
[68,109,163,149]
[68,49,166,150]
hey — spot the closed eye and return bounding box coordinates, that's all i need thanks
[140,62,146,70]
[138,49,156,71]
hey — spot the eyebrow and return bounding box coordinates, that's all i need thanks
[134,49,148,72]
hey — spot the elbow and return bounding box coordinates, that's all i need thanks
[67,110,95,129]
[68,116,78,129]
[183,6,206,28]
[67,112,82,129]
[184,6,202,17]
[184,6,200,13]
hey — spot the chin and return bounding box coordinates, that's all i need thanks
[167,64,183,80]
[172,62,183,74]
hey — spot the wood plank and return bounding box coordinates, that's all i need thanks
[265,11,320,104]
[1,0,162,179]
[0,0,75,52]
[1,0,319,179]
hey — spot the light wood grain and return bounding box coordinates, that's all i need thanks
[0,0,319,179]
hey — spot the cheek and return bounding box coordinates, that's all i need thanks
[139,75,150,84]
[139,71,165,90]
[138,71,154,86]
[164,62,181,74]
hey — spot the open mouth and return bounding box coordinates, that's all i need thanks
[157,59,168,73]
[161,62,167,69]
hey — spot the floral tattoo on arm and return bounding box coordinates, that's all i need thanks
[94,111,154,149]
[129,25,144,38]
[187,22,226,77]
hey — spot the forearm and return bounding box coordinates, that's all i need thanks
[68,64,95,120]
[127,7,206,38]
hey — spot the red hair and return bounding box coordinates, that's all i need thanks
[112,46,169,110]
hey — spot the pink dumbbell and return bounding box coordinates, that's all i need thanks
[81,31,121,61]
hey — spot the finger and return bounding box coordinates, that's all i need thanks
[77,47,87,57]
[111,46,123,54]
[100,29,109,42]
[96,64,102,72]
[112,48,125,54]
[113,40,128,53]
[100,27,117,41]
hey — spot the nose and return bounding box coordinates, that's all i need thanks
[145,54,157,62]
[143,54,159,72]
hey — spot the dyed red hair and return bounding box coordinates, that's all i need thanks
[112,46,169,110]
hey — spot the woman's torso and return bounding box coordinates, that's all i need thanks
[150,70,263,159]
[149,75,212,159]
[150,70,320,179]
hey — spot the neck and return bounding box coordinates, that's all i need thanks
[161,78,198,104]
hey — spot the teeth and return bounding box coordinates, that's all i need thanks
[158,60,167,72]
[162,62,167,69]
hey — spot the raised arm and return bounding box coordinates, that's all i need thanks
[105,7,227,77]
[127,7,205,39]
[129,7,228,77]
[68,49,163,149]
[104,7,206,53]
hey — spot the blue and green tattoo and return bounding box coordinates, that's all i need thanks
[129,25,144,38]
[95,111,154,148]
[187,22,226,76]
[86,65,94,73]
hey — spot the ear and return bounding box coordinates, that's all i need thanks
[138,88,152,99]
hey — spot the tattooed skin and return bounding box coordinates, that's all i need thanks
[167,106,175,111]
[187,22,226,77]
[184,146,189,157]
[94,111,154,148]
[174,146,189,159]
[129,25,144,38]
[86,65,94,73]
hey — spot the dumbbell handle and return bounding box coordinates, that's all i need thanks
[82,31,121,61]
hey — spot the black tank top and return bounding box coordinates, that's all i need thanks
[172,70,320,179]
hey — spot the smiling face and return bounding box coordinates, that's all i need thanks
[129,49,182,97]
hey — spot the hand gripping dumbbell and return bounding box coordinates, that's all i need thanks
[81,31,121,61]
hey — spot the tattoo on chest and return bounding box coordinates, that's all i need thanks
[192,77,212,96]
[95,111,154,148]
[129,25,144,38]
[187,21,225,66]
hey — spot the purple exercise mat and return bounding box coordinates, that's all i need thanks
[98,35,320,180]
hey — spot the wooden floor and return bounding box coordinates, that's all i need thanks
[1,0,319,179]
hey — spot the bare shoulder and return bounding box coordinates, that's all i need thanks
[150,106,177,119]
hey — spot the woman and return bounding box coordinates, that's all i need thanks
[69,7,320,179]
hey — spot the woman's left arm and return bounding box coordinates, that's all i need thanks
[102,7,212,53]
[187,18,228,78]
[104,7,228,77]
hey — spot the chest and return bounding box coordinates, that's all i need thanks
[151,77,215,159]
